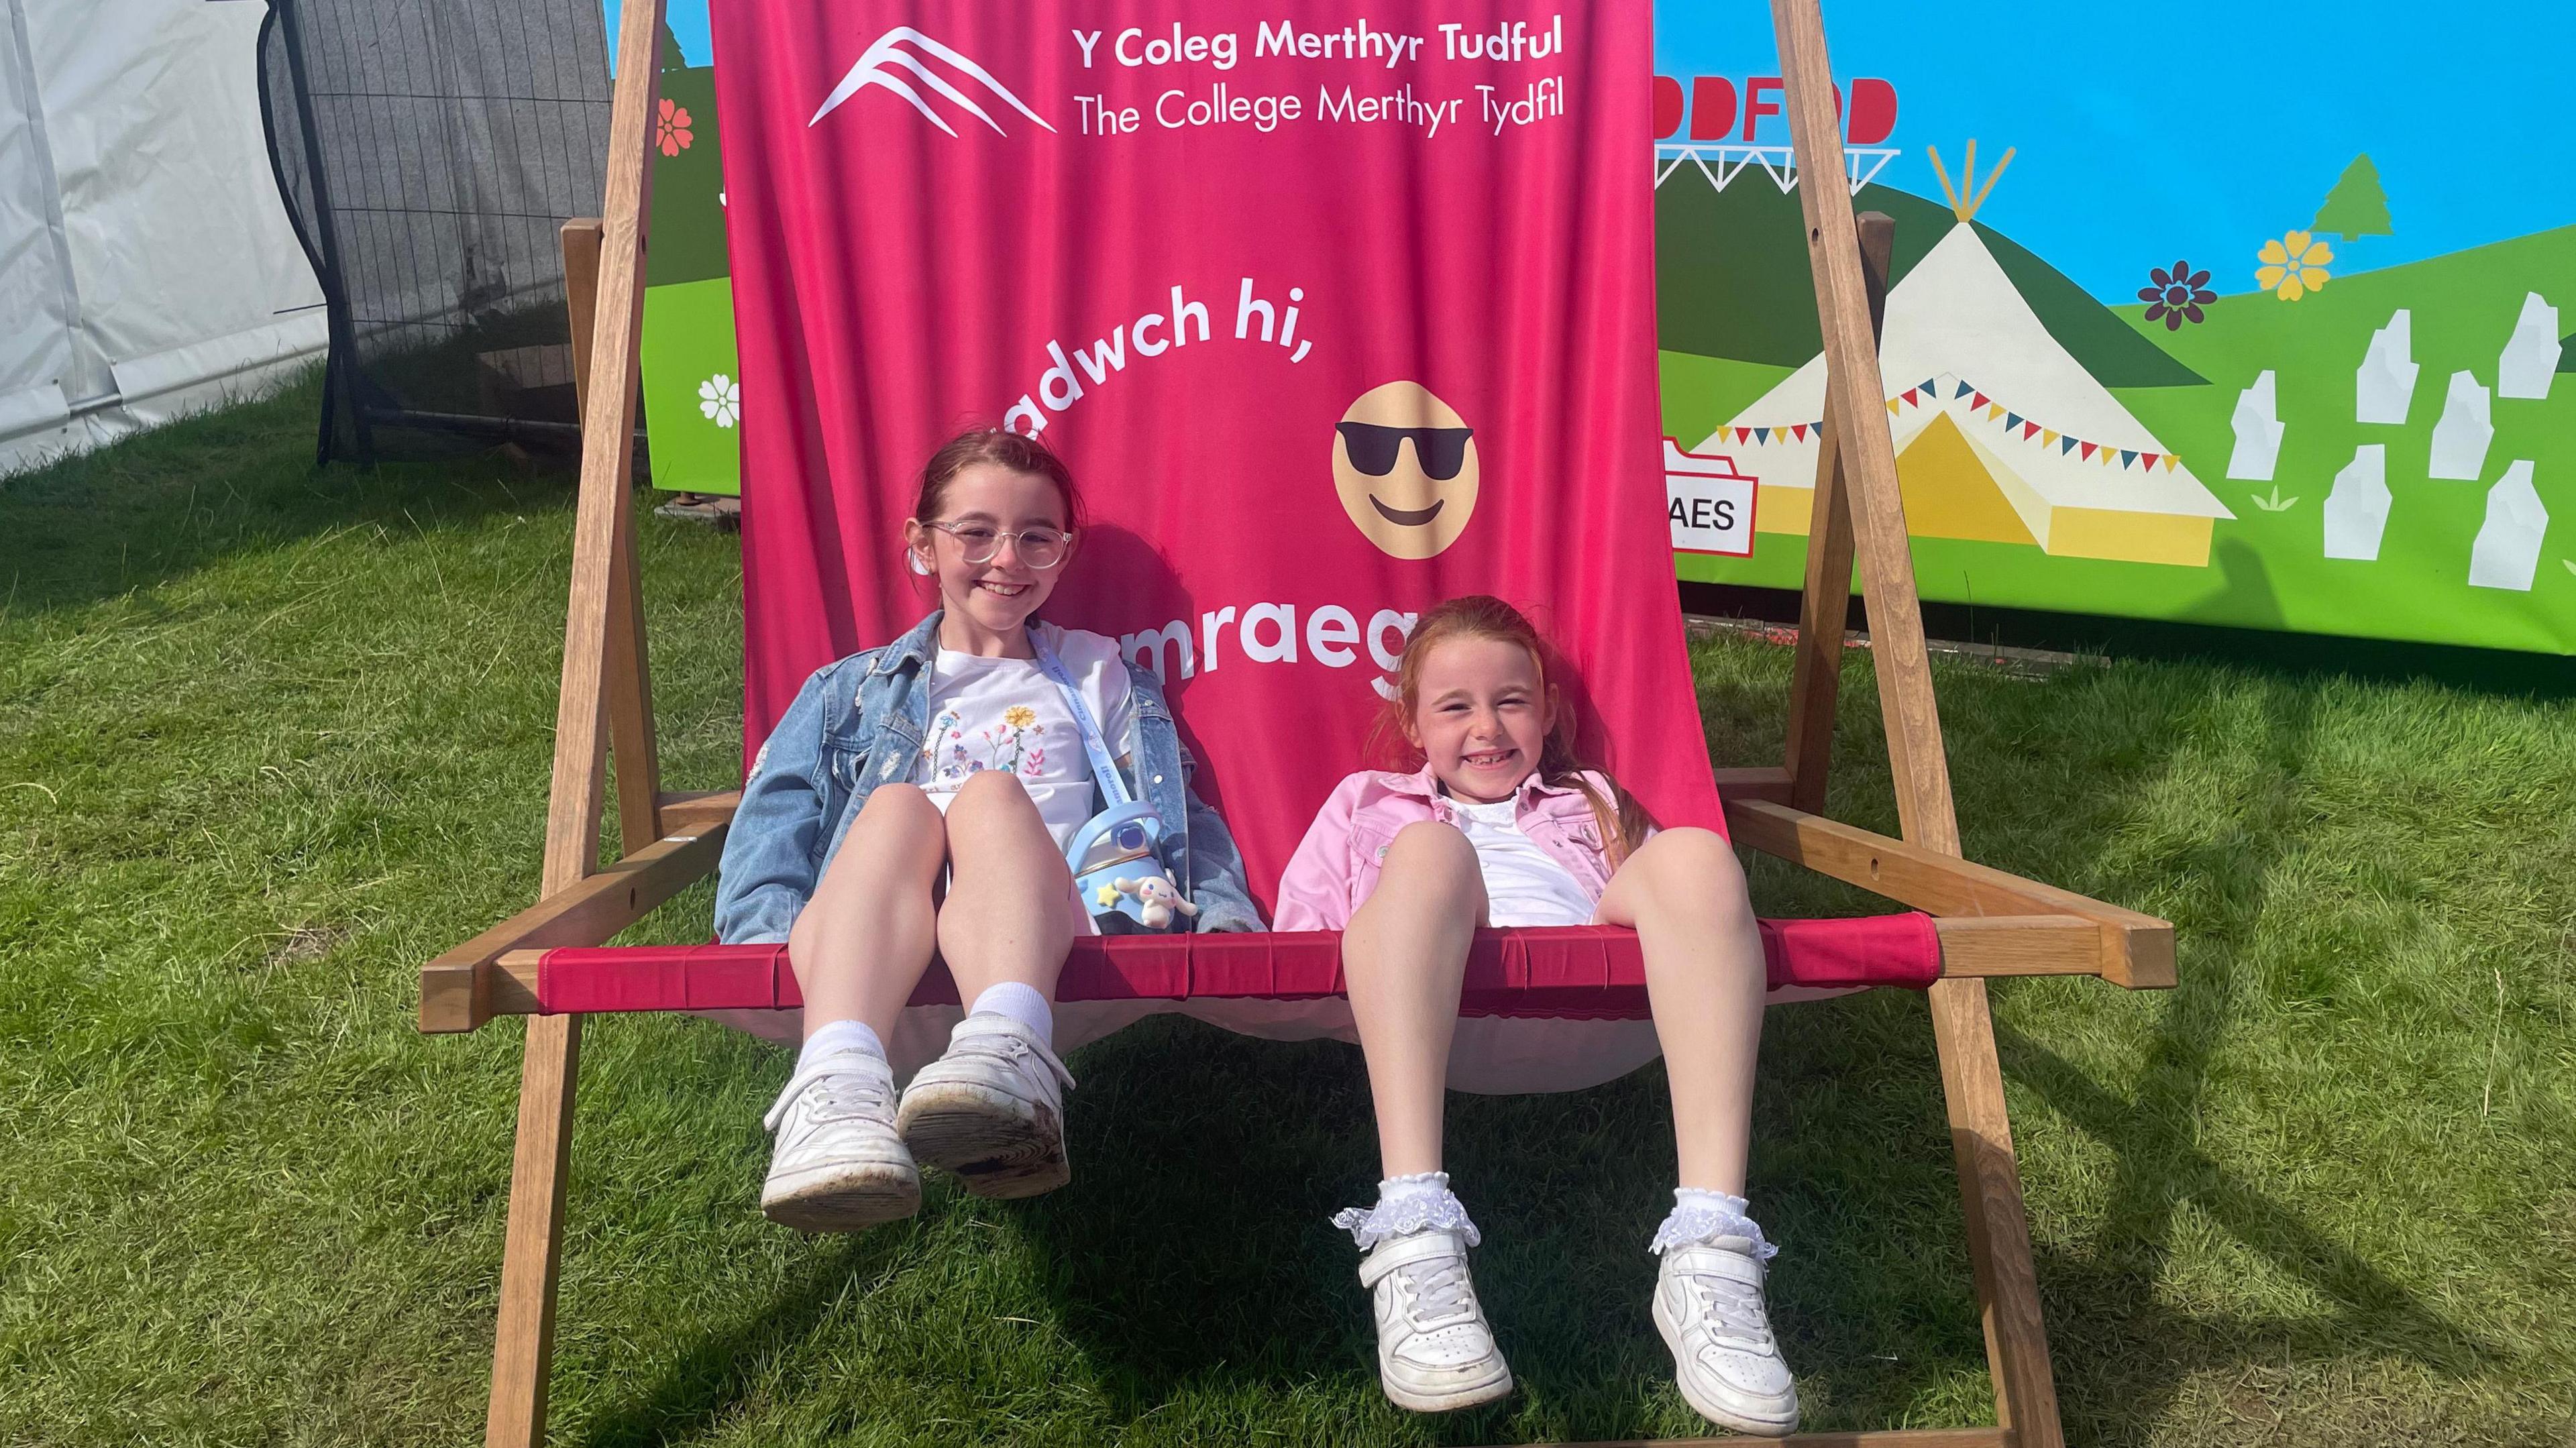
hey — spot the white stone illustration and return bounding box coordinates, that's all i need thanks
[2354,309,2420,425]
[2426,371,2492,480]
[2226,370,2285,481]
[2469,461,2546,591]
[2498,293,2561,400]
[2322,444,2392,561]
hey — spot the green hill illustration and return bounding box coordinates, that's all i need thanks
[1654,174,2205,387]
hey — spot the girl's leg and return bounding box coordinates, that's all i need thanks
[1338,821,1513,1414]
[786,781,948,1042]
[1604,830,1800,1437]
[1341,820,1488,1177]
[1593,827,1767,1194]
[935,768,1079,1004]
[765,782,945,1232]
[898,769,1081,1199]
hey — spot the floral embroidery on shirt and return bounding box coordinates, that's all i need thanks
[920,703,1049,785]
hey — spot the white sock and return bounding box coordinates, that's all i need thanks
[796,1017,886,1074]
[1650,1186,1777,1260]
[1330,1170,1481,1249]
[967,981,1054,1048]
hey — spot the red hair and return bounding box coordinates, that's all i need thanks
[1377,595,1654,865]
[912,426,1086,532]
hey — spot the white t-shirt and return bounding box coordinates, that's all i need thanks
[1450,796,1599,928]
[911,622,1135,851]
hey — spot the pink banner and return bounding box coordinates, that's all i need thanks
[712,1,1719,909]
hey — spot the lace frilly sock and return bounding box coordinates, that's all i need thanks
[1649,1187,1778,1260]
[1331,1171,1481,1250]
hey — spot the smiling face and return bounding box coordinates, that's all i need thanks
[1331,381,1479,559]
[903,461,1074,651]
[1405,634,1552,804]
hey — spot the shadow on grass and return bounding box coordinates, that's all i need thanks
[0,374,564,620]
[572,1232,898,1448]
[1988,666,2489,1441]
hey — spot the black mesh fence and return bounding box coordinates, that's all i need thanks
[257,0,618,464]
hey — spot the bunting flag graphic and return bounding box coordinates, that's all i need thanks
[1725,370,2188,475]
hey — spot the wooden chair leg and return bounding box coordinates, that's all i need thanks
[1782,212,1894,817]
[486,1015,583,1448]
[1929,979,2063,1447]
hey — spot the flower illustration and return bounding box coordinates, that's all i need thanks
[656,98,693,156]
[2255,231,2332,301]
[2137,259,2217,330]
[1003,705,1038,730]
[697,373,739,428]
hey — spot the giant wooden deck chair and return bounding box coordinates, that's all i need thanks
[421,1,2176,1443]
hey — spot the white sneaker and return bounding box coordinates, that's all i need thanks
[894,1013,1075,1199]
[1652,1237,1801,1436]
[1357,1228,1514,1412]
[759,1052,920,1232]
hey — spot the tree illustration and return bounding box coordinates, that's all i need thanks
[2312,154,2393,241]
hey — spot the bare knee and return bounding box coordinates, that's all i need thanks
[1623,828,1754,926]
[1386,819,1477,872]
[948,767,1039,822]
[857,779,938,827]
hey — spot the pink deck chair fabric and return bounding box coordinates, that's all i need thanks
[695,0,1872,1089]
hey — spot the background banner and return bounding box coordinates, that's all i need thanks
[633,1,2573,657]
[709,0,1720,901]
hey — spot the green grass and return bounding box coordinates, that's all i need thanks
[4,378,2573,1445]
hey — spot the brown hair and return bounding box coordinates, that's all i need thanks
[912,427,1086,532]
[1378,595,1654,866]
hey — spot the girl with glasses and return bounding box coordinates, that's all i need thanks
[714,427,1261,1232]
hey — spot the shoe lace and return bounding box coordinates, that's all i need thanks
[808,1072,889,1121]
[953,1029,1076,1090]
[762,1063,888,1132]
[1399,1257,1475,1324]
[1683,1271,1775,1350]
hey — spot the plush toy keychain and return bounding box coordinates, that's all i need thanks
[1110,874,1199,930]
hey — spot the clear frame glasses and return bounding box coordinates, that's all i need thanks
[921,519,1073,569]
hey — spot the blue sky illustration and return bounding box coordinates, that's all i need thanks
[1655,0,2575,298]
[622,1,2573,302]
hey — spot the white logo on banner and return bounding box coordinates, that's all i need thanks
[1664,440,1757,556]
[810,26,1056,136]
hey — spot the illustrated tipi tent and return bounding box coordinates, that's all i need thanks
[1709,144,2233,567]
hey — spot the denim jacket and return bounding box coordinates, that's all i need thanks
[714,610,1264,942]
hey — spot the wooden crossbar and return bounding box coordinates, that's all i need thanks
[448,907,2092,1020]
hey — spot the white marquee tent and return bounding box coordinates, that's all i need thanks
[1,0,325,476]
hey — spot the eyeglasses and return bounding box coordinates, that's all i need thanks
[1336,423,1475,480]
[921,520,1073,569]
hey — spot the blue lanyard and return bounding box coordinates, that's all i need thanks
[1028,631,1133,809]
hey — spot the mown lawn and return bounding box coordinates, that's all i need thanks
[3,380,2571,1447]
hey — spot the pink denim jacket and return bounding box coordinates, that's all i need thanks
[1273,765,1629,932]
